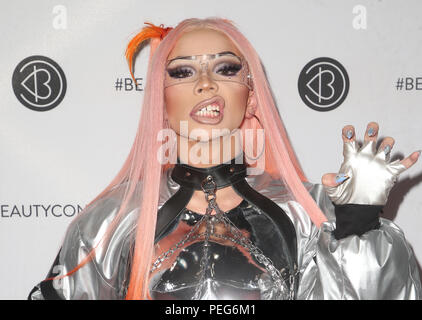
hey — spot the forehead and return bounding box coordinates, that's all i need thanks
[167,28,242,60]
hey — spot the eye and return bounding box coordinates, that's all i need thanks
[214,62,242,77]
[167,66,195,79]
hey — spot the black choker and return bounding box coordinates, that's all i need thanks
[171,154,247,191]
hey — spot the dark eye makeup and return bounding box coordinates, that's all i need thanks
[166,61,243,79]
[167,66,196,79]
[214,62,242,77]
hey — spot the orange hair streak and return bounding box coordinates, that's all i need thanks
[125,22,173,83]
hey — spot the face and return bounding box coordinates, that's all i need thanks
[164,28,251,142]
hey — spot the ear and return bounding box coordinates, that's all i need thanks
[244,90,257,119]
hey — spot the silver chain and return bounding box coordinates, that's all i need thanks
[150,175,297,300]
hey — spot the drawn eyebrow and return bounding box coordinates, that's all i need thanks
[168,51,238,63]
[216,51,237,56]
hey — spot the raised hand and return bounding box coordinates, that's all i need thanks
[322,122,420,205]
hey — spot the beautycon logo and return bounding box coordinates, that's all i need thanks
[298,57,349,112]
[0,204,83,218]
[12,55,67,111]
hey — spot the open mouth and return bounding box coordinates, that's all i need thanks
[190,96,225,125]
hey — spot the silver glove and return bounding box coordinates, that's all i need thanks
[325,140,407,205]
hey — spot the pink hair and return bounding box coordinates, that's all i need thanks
[52,18,327,300]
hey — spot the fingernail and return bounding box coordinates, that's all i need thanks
[346,130,353,139]
[384,145,391,154]
[368,127,376,137]
[335,173,349,184]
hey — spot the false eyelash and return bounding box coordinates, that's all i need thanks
[215,63,242,76]
[167,66,195,79]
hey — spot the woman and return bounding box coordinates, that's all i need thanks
[28,18,421,300]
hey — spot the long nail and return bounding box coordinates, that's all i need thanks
[346,130,353,139]
[335,173,349,184]
[368,127,376,137]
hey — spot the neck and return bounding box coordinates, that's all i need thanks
[176,130,243,168]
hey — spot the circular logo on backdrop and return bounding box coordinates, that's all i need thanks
[298,57,349,112]
[12,55,67,111]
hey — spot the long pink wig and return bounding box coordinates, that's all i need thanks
[57,18,328,300]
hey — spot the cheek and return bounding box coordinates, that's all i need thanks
[232,86,249,107]
[166,87,194,105]
[164,88,188,120]
[228,87,249,121]
[164,87,192,133]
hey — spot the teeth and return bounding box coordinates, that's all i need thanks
[195,108,220,118]
[198,104,220,112]
[194,103,222,118]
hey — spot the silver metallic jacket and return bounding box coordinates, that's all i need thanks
[28,169,422,300]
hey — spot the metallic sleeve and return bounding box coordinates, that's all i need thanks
[291,183,422,300]
[28,183,138,300]
[28,284,45,300]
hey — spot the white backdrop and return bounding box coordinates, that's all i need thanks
[1,0,421,299]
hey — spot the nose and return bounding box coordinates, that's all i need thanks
[194,74,219,94]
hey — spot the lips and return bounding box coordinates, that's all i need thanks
[190,96,225,125]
